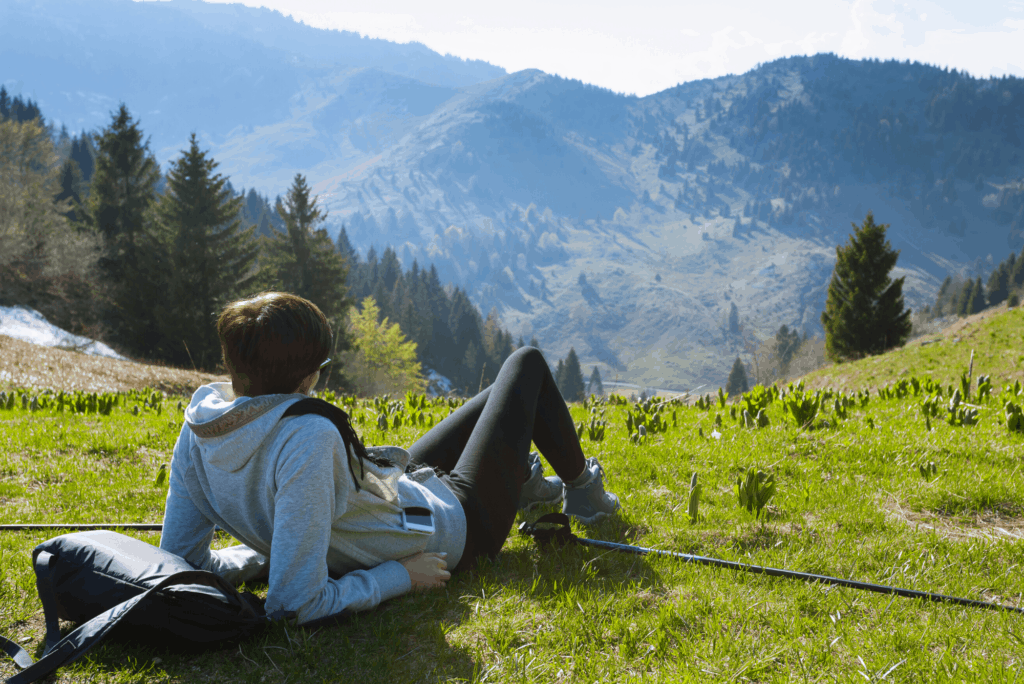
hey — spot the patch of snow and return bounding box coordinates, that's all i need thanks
[425,368,453,396]
[0,306,127,360]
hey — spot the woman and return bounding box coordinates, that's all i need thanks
[160,292,619,625]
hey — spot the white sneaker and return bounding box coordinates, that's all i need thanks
[562,458,620,523]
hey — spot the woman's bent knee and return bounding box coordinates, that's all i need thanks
[506,346,547,377]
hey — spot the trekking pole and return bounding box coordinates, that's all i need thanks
[0,524,163,531]
[518,513,1024,616]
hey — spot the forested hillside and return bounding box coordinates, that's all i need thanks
[0,93,544,398]
[5,0,1023,390]
[316,56,1023,390]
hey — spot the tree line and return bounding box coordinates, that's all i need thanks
[336,238,599,399]
[0,91,601,399]
[927,247,1024,318]
[0,87,102,332]
[1,96,349,373]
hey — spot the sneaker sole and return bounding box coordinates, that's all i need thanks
[519,492,563,512]
[565,510,611,524]
[563,500,620,524]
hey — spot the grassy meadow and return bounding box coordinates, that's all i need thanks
[2,308,1024,682]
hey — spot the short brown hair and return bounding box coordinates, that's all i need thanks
[217,292,331,396]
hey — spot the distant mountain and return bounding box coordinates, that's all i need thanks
[5,1,1023,390]
[0,0,504,158]
[299,57,1024,389]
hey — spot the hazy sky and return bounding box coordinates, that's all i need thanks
[187,0,1021,95]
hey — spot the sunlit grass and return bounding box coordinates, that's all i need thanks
[1,334,1024,682]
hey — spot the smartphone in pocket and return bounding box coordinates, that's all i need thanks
[402,507,435,534]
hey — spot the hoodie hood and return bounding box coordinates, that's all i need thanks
[185,383,306,472]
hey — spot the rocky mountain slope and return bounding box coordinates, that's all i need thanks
[304,58,1024,389]
[5,0,1023,389]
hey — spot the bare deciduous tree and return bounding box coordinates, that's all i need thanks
[741,329,782,386]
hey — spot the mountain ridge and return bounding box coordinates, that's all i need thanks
[0,0,506,158]
[4,2,1023,390]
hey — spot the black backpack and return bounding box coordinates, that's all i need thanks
[0,530,278,684]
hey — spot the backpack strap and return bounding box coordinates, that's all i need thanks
[282,398,391,492]
[3,570,266,684]
[31,551,63,655]
[0,637,32,671]
[0,549,85,676]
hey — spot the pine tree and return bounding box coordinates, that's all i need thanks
[0,93,42,124]
[335,224,358,266]
[379,246,402,293]
[54,158,84,225]
[775,324,801,372]
[587,366,604,396]
[481,307,504,387]
[934,275,953,316]
[372,278,392,327]
[954,280,972,316]
[261,173,351,322]
[389,272,408,327]
[496,330,513,367]
[154,133,260,369]
[70,133,96,189]
[555,358,566,394]
[405,266,431,358]
[354,246,379,303]
[1011,248,1024,290]
[447,289,484,390]
[561,348,586,402]
[88,104,163,355]
[464,339,483,394]
[821,212,912,361]
[421,264,455,379]
[725,357,749,395]
[986,263,1010,307]
[966,277,986,315]
[728,302,740,334]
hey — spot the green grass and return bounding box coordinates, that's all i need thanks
[2,323,1024,682]
[803,305,1024,393]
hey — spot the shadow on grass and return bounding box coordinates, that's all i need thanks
[25,585,482,684]
[728,523,789,553]
[462,515,672,601]
[9,515,670,683]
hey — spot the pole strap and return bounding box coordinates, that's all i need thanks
[518,513,1023,615]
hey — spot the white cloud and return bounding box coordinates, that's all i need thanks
[189,0,1024,95]
[842,0,902,57]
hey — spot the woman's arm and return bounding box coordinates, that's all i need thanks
[160,424,268,584]
[266,419,427,624]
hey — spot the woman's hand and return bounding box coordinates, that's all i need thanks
[399,552,450,590]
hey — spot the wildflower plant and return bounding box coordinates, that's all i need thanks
[734,468,776,520]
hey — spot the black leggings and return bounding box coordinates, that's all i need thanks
[407,346,586,571]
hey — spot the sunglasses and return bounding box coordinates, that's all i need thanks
[319,358,332,371]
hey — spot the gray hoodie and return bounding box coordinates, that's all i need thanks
[159,383,466,624]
